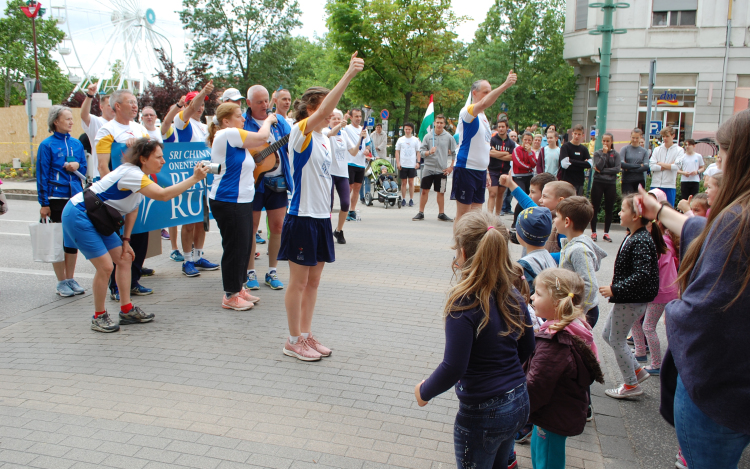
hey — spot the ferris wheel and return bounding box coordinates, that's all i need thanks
[50,0,177,95]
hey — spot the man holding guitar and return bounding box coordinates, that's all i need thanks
[243,85,293,291]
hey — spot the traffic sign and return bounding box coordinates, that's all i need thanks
[380,109,389,120]
[500,102,508,112]
[367,117,375,128]
[650,121,662,136]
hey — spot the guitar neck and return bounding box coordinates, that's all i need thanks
[258,134,290,159]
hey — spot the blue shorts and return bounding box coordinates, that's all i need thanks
[277,214,335,266]
[451,167,487,205]
[62,201,122,260]
[253,187,288,212]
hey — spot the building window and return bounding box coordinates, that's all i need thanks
[575,0,588,31]
[652,0,697,27]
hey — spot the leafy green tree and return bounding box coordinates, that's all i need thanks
[326,0,467,126]
[0,0,71,106]
[179,0,302,93]
[468,0,576,131]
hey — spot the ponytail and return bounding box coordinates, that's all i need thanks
[534,268,585,332]
[511,262,530,304]
[207,103,240,147]
[293,87,329,123]
[649,220,668,255]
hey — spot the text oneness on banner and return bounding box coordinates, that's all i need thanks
[110,142,214,234]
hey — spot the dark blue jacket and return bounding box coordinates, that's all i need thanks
[243,112,292,194]
[36,132,87,206]
[665,210,750,435]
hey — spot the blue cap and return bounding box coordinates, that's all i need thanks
[516,207,552,247]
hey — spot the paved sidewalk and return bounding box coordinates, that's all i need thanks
[0,195,650,468]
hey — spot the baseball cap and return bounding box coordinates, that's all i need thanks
[185,91,209,103]
[221,88,245,102]
[516,207,552,247]
[648,188,667,203]
[590,130,596,136]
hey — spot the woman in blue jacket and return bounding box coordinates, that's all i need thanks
[37,105,87,297]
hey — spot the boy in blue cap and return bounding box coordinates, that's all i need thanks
[516,206,556,295]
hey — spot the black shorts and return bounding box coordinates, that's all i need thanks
[348,165,365,185]
[421,173,448,193]
[252,187,288,212]
[488,170,506,187]
[48,198,69,223]
[399,167,417,179]
[451,167,486,205]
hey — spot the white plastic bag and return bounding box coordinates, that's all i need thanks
[29,219,64,263]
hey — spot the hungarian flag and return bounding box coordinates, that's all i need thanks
[418,95,434,140]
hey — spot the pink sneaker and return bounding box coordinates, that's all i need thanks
[307,334,331,357]
[636,367,651,384]
[222,294,254,311]
[239,288,260,304]
[283,338,321,361]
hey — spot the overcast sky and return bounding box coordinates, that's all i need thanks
[4,0,496,81]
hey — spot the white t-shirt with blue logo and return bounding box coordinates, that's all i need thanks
[456,104,492,171]
[677,152,704,183]
[174,111,208,143]
[208,128,256,204]
[70,163,153,216]
[289,119,333,219]
[323,127,352,178]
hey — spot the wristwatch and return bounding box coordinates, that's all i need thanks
[86,93,95,99]
[176,103,184,108]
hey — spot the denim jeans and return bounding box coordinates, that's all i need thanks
[454,383,530,469]
[675,375,750,469]
[502,185,513,213]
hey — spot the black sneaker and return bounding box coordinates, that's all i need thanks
[119,306,155,325]
[91,312,119,333]
[587,404,594,422]
[626,335,634,345]
[509,230,520,245]
[333,230,346,245]
[412,212,425,221]
[437,213,453,222]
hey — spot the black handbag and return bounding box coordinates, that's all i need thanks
[83,189,124,236]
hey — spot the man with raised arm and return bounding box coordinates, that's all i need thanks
[80,83,115,181]
[453,72,517,222]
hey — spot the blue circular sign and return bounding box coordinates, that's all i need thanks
[145,8,156,25]
[380,109,389,120]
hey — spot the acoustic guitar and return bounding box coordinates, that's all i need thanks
[250,134,290,184]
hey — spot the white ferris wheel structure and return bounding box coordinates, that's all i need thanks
[49,0,179,95]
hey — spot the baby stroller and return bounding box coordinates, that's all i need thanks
[364,158,402,209]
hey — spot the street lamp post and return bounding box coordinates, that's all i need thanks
[20,0,47,92]
[589,0,629,154]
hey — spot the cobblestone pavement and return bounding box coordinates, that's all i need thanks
[0,194,747,469]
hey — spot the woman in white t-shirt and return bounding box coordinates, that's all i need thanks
[62,139,209,333]
[324,109,357,244]
[206,102,275,312]
[278,52,364,362]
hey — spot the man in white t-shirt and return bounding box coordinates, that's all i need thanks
[140,106,163,143]
[80,83,116,181]
[171,81,220,277]
[649,126,684,206]
[676,138,705,200]
[453,71,517,222]
[395,123,421,207]
[341,108,372,220]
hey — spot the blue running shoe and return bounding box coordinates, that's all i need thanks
[194,257,219,271]
[66,279,86,295]
[346,210,357,221]
[109,286,120,301]
[131,283,153,296]
[514,424,533,444]
[256,232,266,244]
[170,250,184,262]
[182,261,200,277]
[245,271,260,290]
[265,272,284,290]
[140,267,155,276]
[56,280,75,297]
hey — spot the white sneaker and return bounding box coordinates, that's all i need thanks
[605,384,643,399]
[636,367,650,384]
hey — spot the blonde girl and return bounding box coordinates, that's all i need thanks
[415,210,534,469]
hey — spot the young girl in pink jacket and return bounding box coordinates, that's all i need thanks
[631,201,679,375]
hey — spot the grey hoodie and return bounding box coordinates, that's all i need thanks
[559,235,608,312]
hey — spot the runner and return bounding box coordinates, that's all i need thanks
[80,83,115,181]
[279,51,364,362]
[487,118,515,215]
[323,109,354,244]
[173,81,221,277]
[395,123,421,207]
[413,114,456,221]
[453,72,517,222]
[94,90,154,300]
[342,108,371,220]
[243,84,292,291]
